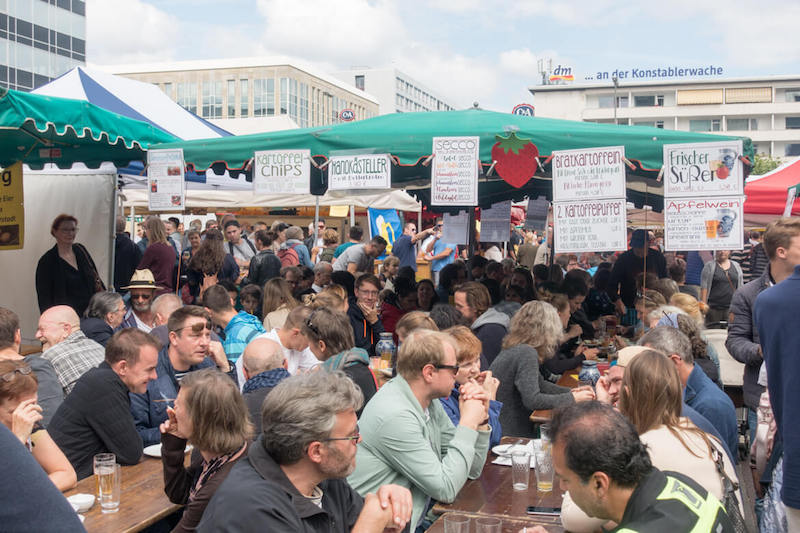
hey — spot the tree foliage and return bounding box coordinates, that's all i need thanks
[751,153,782,175]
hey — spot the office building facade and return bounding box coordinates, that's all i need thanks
[113,58,379,132]
[529,76,800,158]
[334,67,456,115]
[0,0,86,91]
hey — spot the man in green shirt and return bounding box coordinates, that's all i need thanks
[348,329,491,530]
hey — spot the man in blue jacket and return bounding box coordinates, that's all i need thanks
[130,305,232,446]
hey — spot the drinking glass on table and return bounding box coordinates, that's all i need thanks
[535,450,554,492]
[511,449,531,491]
[93,453,115,496]
[475,516,502,533]
[539,423,551,450]
[95,460,121,513]
[444,513,471,533]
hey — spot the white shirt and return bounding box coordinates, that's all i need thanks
[484,246,503,262]
[257,329,320,375]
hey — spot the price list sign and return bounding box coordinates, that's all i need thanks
[147,149,185,211]
[431,137,479,206]
[554,198,627,254]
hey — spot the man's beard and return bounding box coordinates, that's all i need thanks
[132,300,151,313]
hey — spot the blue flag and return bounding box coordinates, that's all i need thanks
[368,208,402,259]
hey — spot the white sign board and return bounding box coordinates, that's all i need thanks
[553,198,627,253]
[525,198,550,233]
[328,153,391,191]
[663,140,744,198]
[431,136,479,206]
[663,196,745,251]
[441,210,470,245]
[147,149,185,211]
[481,200,512,242]
[253,149,310,194]
[551,146,627,202]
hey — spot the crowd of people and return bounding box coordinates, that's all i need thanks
[5,211,800,532]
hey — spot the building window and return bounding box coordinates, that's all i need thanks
[298,82,308,127]
[201,81,222,119]
[786,144,800,156]
[163,82,173,99]
[226,80,236,117]
[786,117,800,129]
[689,119,721,132]
[633,95,664,107]
[785,89,800,102]
[727,118,758,131]
[253,78,274,117]
[240,79,248,117]
[176,82,197,114]
[633,121,664,128]
[616,96,628,108]
[355,75,365,91]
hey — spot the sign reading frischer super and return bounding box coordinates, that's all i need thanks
[663,140,744,198]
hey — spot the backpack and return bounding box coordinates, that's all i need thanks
[277,243,300,267]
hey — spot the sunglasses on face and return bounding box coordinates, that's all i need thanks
[174,321,212,334]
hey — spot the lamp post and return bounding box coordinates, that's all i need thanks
[612,75,619,124]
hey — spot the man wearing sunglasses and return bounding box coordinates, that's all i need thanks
[130,306,232,447]
[119,269,160,332]
[348,329,492,530]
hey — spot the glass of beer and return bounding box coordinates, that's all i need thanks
[705,219,720,239]
[94,454,120,513]
[535,450,555,492]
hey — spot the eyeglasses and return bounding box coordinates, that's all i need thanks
[1,365,32,382]
[433,363,460,374]
[323,425,361,442]
[174,321,212,334]
[357,289,379,297]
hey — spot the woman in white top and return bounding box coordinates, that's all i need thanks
[261,278,299,331]
[560,349,742,532]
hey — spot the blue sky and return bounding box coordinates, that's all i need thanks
[87,0,800,112]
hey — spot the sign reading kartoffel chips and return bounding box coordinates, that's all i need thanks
[551,146,626,202]
[147,149,185,211]
[664,196,744,251]
[663,140,744,198]
[554,198,627,253]
[328,154,391,190]
[431,136,479,206]
[253,149,310,194]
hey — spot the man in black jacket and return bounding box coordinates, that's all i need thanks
[49,328,160,479]
[114,216,143,294]
[348,274,385,358]
[243,230,281,288]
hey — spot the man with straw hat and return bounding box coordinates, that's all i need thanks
[119,269,161,333]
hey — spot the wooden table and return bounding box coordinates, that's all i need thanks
[65,455,184,533]
[427,512,563,532]
[529,371,579,423]
[432,438,564,520]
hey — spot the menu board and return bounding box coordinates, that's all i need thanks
[480,200,512,242]
[431,136,479,206]
[663,196,744,251]
[663,140,744,198]
[0,162,23,250]
[147,149,185,211]
[553,198,627,253]
[551,146,626,202]
[441,210,470,245]
[328,154,391,191]
[525,198,550,233]
[253,149,310,194]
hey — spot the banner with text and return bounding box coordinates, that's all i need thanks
[663,196,744,251]
[663,140,744,198]
[253,149,311,194]
[480,200,512,242]
[147,149,185,211]
[0,162,23,250]
[524,198,550,233]
[551,146,627,202]
[431,136,479,206]
[328,153,391,191]
[442,210,470,245]
[553,198,627,253]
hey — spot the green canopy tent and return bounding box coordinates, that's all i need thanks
[0,87,178,169]
[149,108,754,211]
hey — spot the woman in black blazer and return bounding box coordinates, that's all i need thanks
[35,214,101,316]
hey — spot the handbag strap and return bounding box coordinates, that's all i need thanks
[75,244,100,281]
[712,447,739,493]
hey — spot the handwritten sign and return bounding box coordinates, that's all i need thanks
[553,198,627,253]
[0,162,23,250]
[431,136,479,206]
[663,196,744,251]
[551,146,627,202]
[147,149,185,211]
[442,210,470,245]
[663,140,744,198]
[481,200,512,242]
[328,154,391,191]
[525,198,550,233]
[253,149,310,194]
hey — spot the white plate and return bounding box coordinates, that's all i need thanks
[143,443,193,458]
[492,444,528,457]
[67,493,94,513]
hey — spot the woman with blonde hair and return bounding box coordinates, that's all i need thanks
[379,255,401,291]
[670,292,709,326]
[261,278,299,331]
[394,310,438,344]
[304,289,348,313]
[160,368,251,533]
[489,301,594,437]
[138,216,177,296]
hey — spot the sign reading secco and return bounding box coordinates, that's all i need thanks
[664,196,744,251]
[663,140,744,198]
[253,149,311,195]
[431,136,480,206]
[0,162,23,250]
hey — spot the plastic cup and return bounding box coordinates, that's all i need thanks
[511,449,531,491]
[444,513,471,533]
[475,516,502,533]
[96,463,121,513]
[535,450,554,492]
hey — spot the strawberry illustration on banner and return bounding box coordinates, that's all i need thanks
[490,132,539,188]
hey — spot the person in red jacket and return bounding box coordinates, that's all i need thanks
[380,277,418,343]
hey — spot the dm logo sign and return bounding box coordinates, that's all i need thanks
[340,109,356,121]
[512,104,535,117]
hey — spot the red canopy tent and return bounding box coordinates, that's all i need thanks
[744,158,800,225]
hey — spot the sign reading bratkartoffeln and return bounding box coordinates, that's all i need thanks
[551,146,626,202]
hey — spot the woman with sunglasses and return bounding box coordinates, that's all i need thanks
[160,368,251,533]
[0,360,76,491]
[301,307,377,415]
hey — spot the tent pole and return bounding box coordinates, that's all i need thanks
[108,182,117,292]
[350,204,355,227]
[313,195,320,250]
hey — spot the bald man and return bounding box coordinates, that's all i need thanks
[36,305,105,395]
[240,338,289,434]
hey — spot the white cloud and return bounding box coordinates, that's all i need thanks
[86,0,182,64]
